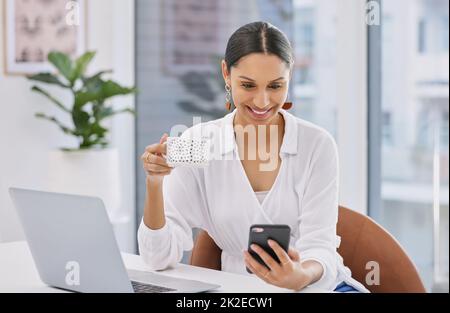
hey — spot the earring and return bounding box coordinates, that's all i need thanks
[282,101,293,110]
[225,84,232,111]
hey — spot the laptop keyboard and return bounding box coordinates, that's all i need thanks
[131,280,177,293]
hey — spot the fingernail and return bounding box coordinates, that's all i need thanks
[250,244,257,250]
[268,239,273,245]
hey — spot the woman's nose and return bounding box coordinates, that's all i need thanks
[253,91,271,109]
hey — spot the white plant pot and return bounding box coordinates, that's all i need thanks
[46,148,121,219]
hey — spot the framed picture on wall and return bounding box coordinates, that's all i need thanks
[3,0,87,75]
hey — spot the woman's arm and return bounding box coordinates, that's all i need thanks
[143,176,166,230]
[141,133,171,230]
[293,131,340,290]
[138,132,206,272]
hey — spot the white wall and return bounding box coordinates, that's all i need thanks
[0,0,136,252]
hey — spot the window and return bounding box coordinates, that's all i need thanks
[370,0,449,291]
[292,0,337,136]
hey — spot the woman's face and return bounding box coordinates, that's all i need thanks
[222,53,291,126]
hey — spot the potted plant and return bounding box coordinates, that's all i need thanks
[27,51,136,217]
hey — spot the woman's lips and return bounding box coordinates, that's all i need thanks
[246,106,273,119]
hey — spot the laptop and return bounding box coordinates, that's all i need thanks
[9,187,220,293]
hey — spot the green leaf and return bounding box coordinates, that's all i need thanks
[48,51,73,84]
[31,86,70,113]
[91,123,108,137]
[96,106,135,121]
[72,51,96,83]
[117,107,135,115]
[27,73,69,88]
[74,91,98,109]
[35,113,75,135]
[100,80,137,99]
[113,107,135,117]
[72,110,90,133]
[96,106,114,120]
[74,80,136,109]
[82,70,113,92]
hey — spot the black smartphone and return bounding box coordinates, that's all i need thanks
[246,224,291,274]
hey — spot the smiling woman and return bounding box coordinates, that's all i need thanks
[222,22,294,126]
[137,21,369,293]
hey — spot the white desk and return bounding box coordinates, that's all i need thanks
[0,241,325,293]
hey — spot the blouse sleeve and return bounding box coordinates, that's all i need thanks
[294,131,340,290]
[137,165,206,271]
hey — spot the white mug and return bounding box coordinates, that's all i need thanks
[165,137,210,168]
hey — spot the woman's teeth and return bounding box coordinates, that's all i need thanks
[249,107,270,115]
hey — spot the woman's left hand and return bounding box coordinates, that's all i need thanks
[243,239,322,291]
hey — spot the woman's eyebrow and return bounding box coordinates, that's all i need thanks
[238,75,285,82]
[238,75,256,81]
[270,77,285,82]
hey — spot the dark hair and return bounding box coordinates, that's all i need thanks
[224,21,294,71]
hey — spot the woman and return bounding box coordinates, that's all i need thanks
[138,21,368,292]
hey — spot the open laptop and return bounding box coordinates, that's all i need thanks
[9,187,220,293]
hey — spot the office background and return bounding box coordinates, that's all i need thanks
[0,0,448,292]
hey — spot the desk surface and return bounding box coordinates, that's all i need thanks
[0,241,325,293]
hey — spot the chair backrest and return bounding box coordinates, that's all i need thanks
[190,206,426,293]
[336,206,425,292]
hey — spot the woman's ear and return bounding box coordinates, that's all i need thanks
[221,59,230,85]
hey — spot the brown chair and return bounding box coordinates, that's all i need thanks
[190,206,426,293]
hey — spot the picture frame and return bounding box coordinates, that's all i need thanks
[3,0,87,76]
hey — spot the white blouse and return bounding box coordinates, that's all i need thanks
[138,108,369,292]
[254,191,269,205]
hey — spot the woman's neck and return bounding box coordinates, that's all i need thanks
[233,110,285,160]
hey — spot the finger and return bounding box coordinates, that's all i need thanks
[144,153,172,168]
[160,133,168,144]
[244,250,271,278]
[155,134,169,157]
[287,248,300,262]
[244,253,271,283]
[145,143,166,155]
[245,260,270,283]
[144,163,172,173]
[267,239,291,265]
[250,244,281,272]
[140,151,149,161]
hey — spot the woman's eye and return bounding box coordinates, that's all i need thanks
[269,84,282,90]
[241,83,254,89]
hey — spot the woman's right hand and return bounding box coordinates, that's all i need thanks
[140,133,173,184]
